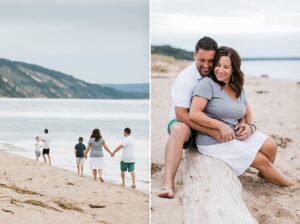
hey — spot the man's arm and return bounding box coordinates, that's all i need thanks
[175,106,224,142]
[103,143,113,156]
[112,145,123,156]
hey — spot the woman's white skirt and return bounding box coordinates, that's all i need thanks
[196,131,268,176]
[89,157,105,170]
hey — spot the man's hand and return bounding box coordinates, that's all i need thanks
[219,123,235,142]
[209,129,224,143]
[235,124,252,140]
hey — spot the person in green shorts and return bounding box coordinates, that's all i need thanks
[112,127,136,188]
[159,37,254,199]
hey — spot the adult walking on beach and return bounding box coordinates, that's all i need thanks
[85,129,113,182]
[112,127,136,188]
[40,128,51,165]
[158,36,225,198]
[189,46,294,186]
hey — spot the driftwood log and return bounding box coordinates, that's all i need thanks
[182,148,257,224]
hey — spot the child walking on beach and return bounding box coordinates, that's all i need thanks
[112,127,136,188]
[74,137,86,177]
[35,136,42,161]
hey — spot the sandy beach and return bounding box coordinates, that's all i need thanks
[0,151,149,224]
[151,54,300,224]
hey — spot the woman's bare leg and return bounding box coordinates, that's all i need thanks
[92,169,97,181]
[259,137,277,163]
[251,152,294,187]
[98,169,104,182]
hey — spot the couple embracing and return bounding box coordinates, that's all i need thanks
[159,36,294,199]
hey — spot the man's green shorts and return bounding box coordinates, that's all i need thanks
[120,161,135,172]
[167,119,195,150]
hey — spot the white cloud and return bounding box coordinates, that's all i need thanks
[152,13,300,35]
[152,0,300,35]
[151,0,300,56]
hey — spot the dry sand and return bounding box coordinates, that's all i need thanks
[151,54,300,224]
[0,151,149,224]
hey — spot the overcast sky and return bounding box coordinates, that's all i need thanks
[0,0,149,84]
[152,0,300,57]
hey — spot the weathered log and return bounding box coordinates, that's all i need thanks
[183,148,257,224]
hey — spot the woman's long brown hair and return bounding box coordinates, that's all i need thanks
[210,46,244,97]
[91,128,102,142]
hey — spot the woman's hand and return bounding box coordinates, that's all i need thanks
[219,123,235,142]
[235,123,253,140]
[84,145,91,157]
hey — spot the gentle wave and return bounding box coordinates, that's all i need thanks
[0,98,149,104]
[0,111,148,120]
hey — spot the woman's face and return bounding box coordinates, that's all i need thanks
[214,56,233,84]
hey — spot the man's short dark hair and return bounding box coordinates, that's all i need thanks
[44,129,48,134]
[195,36,218,53]
[79,137,83,142]
[124,127,131,135]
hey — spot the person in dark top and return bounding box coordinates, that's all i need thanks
[74,137,86,177]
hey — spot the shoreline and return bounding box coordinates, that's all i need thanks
[0,98,150,193]
[0,150,149,224]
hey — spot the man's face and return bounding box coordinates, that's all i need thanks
[194,49,216,76]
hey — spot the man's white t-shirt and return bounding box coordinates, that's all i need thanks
[41,134,51,149]
[169,62,203,121]
[120,136,136,163]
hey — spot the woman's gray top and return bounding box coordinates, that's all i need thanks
[194,77,247,145]
[88,138,105,157]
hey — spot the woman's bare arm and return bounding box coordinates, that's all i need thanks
[189,96,235,142]
[103,144,113,155]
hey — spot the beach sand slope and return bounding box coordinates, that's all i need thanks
[0,151,149,224]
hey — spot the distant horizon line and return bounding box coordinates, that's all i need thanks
[151,45,300,60]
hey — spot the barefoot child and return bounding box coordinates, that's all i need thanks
[35,136,42,161]
[112,127,136,188]
[74,137,86,176]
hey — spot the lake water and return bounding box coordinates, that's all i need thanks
[242,60,300,81]
[0,98,149,193]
